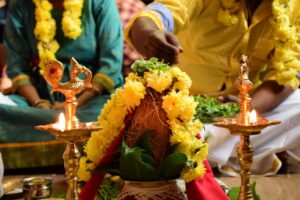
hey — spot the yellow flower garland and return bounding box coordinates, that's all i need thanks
[78,63,208,183]
[218,0,300,89]
[270,0,300,89]
[32,0,84,74]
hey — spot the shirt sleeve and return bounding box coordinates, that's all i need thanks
[124,0,203,45]
[4,1,32,91]
[92,0,124,93]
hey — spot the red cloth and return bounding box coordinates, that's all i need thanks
[186,160,229,200]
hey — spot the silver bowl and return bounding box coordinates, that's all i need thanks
[22,177,52,199]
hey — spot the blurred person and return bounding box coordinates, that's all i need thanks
[0,0,123,168]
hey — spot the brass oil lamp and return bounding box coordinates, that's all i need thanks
[35,58,101,200]
[214,55,280,200]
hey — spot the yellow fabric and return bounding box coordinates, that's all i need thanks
[125,0,300,95]
[12,74,31,92]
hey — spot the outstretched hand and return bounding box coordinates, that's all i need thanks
[130,17,183,65]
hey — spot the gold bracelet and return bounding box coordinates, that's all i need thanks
[33,99,52,108]
[87,86,102,96]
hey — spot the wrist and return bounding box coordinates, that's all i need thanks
[33,99,52,108]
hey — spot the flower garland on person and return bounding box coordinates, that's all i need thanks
[217,0,240,26]
[32,0,84,74]
[78,58,208,183]
[218,0,299,89]
[270,0,300,89]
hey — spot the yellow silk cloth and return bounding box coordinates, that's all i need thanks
[125,0,300,95]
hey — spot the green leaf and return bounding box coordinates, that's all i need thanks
[159,152,187,179]
[135,131,153,156]
[169,142,181,154]
[130,58,171,76]
[228,182,260,200]
[119,141,160,181]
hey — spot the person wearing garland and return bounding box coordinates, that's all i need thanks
[0,0,123,168]
[125,0,300,176]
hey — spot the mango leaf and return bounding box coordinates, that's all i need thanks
[169,142,180,154]
[119,141,160,181]
[159,152,187,179]
[135,131,153,156]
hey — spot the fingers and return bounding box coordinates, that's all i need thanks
[165,32,183,53]
[144,31,182,65]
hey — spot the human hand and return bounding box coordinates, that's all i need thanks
[130,17,183,65]
[217,95,238,103]
[53,101,65,110]
[33,99,52,110]
[0,77,12,94]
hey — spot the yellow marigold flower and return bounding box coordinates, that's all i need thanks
[162,91,198,122]
[40,0,53,10]
[125,73,145,83]
[105,106,127,130]
[85,132,106,163]
[170,131,193,145]
[192,143,209,162]
[170,67,192,91]
[114,88,127,108]
[144,71,173,93]
[181,162,206,182]
[78,157,93,181]
[62,17,82,39]
[64,0,84,11]
[35,7,52,21]
[273,47,297,63]
[124,80,146,112]
[285,59,300,71]
[277,69,298,83]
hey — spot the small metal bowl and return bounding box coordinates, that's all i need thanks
[22,177,52,199]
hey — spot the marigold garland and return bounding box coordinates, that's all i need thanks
[270,0,300,89]
[217,0,300,89]
[32,0,83,74]
[78,59,208,183]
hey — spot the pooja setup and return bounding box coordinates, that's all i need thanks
[76,58,227,200]
[31,56,281,200]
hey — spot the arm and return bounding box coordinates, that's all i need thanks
[92,0,123,92]
[251,81,294,113]
[4,1,49,108]
[124,0,203,64]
